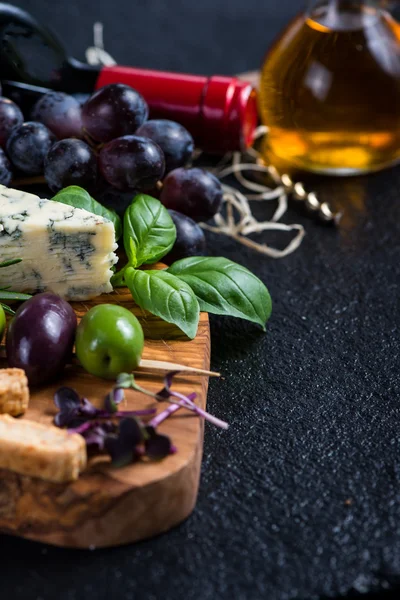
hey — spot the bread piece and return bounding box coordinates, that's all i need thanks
[0,368,29,416]
[0,415,87,483]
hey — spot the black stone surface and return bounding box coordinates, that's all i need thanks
[2,1,400,599]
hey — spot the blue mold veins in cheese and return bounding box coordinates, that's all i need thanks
[0,185,118,300]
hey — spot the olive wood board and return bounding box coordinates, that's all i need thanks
[0,288,211,549]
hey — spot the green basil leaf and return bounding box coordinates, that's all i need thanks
[123,194,176,267]
[52,186,122,240]
[168,256,272,330]
[0,290,32,301]
[0,258,22,268]
[125,267,199,339]
[1,303,15,315]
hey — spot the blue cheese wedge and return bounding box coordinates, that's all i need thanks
[0,185,118,300]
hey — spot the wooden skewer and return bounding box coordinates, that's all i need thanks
[0,347,219,377]
[137,359,220,377]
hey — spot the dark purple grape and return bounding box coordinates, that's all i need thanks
[163,210,206,264]
[0,147,13,185]
[99,135,165,191]
[160,167,223,222]
[136,119,194,174]
[140,184,161,199]
[82,84,148,143]
[6,293,77,386]
[44,139,98,192]
[0,98,23,148]
[71,92,91,106]
[31,91,83,139]
[6,122,56,175]
[98,186,138,218]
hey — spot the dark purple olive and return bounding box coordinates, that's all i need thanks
[6,293,77,386]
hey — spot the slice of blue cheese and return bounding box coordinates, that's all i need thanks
[0,185,118,300]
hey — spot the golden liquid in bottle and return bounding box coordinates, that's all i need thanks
[259,6,400,174]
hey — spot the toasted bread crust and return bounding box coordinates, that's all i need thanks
[0,415,87,482]
[0,368,29,416]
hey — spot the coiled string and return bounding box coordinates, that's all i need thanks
[202,126,305,258]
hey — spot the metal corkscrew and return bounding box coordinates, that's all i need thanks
[280,173,342,225]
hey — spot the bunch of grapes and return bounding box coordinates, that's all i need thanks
[0,82,225,262]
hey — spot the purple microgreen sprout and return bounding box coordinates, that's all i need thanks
[84,426,110,450]
[54,386,81,427]
[149,392,197,428]
[104,417,145,467]
[144,425,174,460]
[115,372,160,401]
[54,369,228,470]
[156,371,180,399]
[156,372,228,430]
[68,421,96,435]
[80,397,99,417]
[68,421,117,451]
[104,387,125,413]
[170,389,228,429]
[115,372,135,389]
[53,386,156,428]
[114,372,228,430]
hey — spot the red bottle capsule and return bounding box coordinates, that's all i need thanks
[96,67,258,154]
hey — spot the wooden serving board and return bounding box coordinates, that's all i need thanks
[0,288,210,549]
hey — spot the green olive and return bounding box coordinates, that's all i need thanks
[75,304,144,379]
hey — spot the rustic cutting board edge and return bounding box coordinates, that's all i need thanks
[0,291,211,549]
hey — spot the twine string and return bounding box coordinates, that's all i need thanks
[207,126,305,258]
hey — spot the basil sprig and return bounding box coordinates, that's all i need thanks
[52,186,122,240]
[112,194,272,338]
[54,186,272,338]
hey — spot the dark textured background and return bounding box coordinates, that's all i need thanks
[2,1,400,599]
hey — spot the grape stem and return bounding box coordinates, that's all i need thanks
[12,176,46,186]
[81,128,103,153]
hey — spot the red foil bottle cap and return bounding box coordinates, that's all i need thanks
[96,66,258,154]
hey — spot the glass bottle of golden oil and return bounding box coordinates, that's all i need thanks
[258,0,400,174]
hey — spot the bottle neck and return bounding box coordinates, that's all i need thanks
[95,66,258,153]
[307,0,382,30]
[307,0,379,9]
